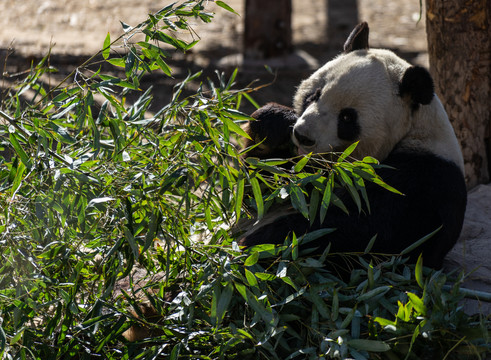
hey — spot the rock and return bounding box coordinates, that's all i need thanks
[444,183,491,315]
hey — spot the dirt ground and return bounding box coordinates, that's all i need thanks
[0,0,428,108]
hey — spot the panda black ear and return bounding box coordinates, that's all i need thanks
[399,66,434,105]
[343,22,370,53]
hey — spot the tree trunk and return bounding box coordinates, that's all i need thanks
[326,0,359,50]
[243,0,293,59]
[426,0,491,188]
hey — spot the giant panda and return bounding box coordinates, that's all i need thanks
[238,22,467,270]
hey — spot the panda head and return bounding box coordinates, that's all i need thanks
[292,22,464,171]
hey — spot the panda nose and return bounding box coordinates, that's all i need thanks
[293,129,316,147]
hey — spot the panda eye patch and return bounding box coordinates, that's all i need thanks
[337,108,360,141]
[302,87,322,112]
[339,108,357,122]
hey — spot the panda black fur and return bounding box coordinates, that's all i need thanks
[239,22,467,269]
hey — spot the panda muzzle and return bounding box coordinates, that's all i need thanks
[293,128,316,149]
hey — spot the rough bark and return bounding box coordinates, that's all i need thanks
[243,0,292,59]
[426,0,491,188]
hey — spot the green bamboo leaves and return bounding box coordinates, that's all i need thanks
[244,141,400,230]
[0,1,489,359]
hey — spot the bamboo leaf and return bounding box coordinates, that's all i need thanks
[357,286,391,302]
[373,317,396,327]
[289,184,308,219]
[340,307,356,329]
[234,283,273,325]
[120,20,132,32]
[102,32,111,60]
[144,29,188,50]
[144,210,159,252]
[294,154,310,173]
[216,283,234,326]
[276,262,288,278]
[309,188,320,226]
[348,339,391,352]
[353,172,370,213]
[309,288,330,319]
[242,92,260,109]
[299,228,336,246]
[400,226,441,256]
[156,55,172,76]
[10,161,26,196]
[123,227,139,259]
[364,234,378,254]
[106,57,125,67]
[250,176,264,219]
[332,193,349,214]
[215,1,240,15]
[220,112,252,139]
[210,286,220,326]
[336,167,361,212]
[246,159,288,175]
[225,68,238,90]
[244,268,258,287]
[185,40,199,50]
[235,176,245,220]
[338,141,359,162]
[320,174,334,223]
[291,230,298,260]
[415,253,424,288]
[331,290,339,321]
[87,197,115,208]
[407,292,426,316]
[274,287,306,307]
[244,251,259,266]
[9,133,30,169]
[205,206,213,230]
[255,273,276,281]
[362,156,379,164]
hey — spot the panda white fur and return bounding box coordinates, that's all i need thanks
[239,22,467,269]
